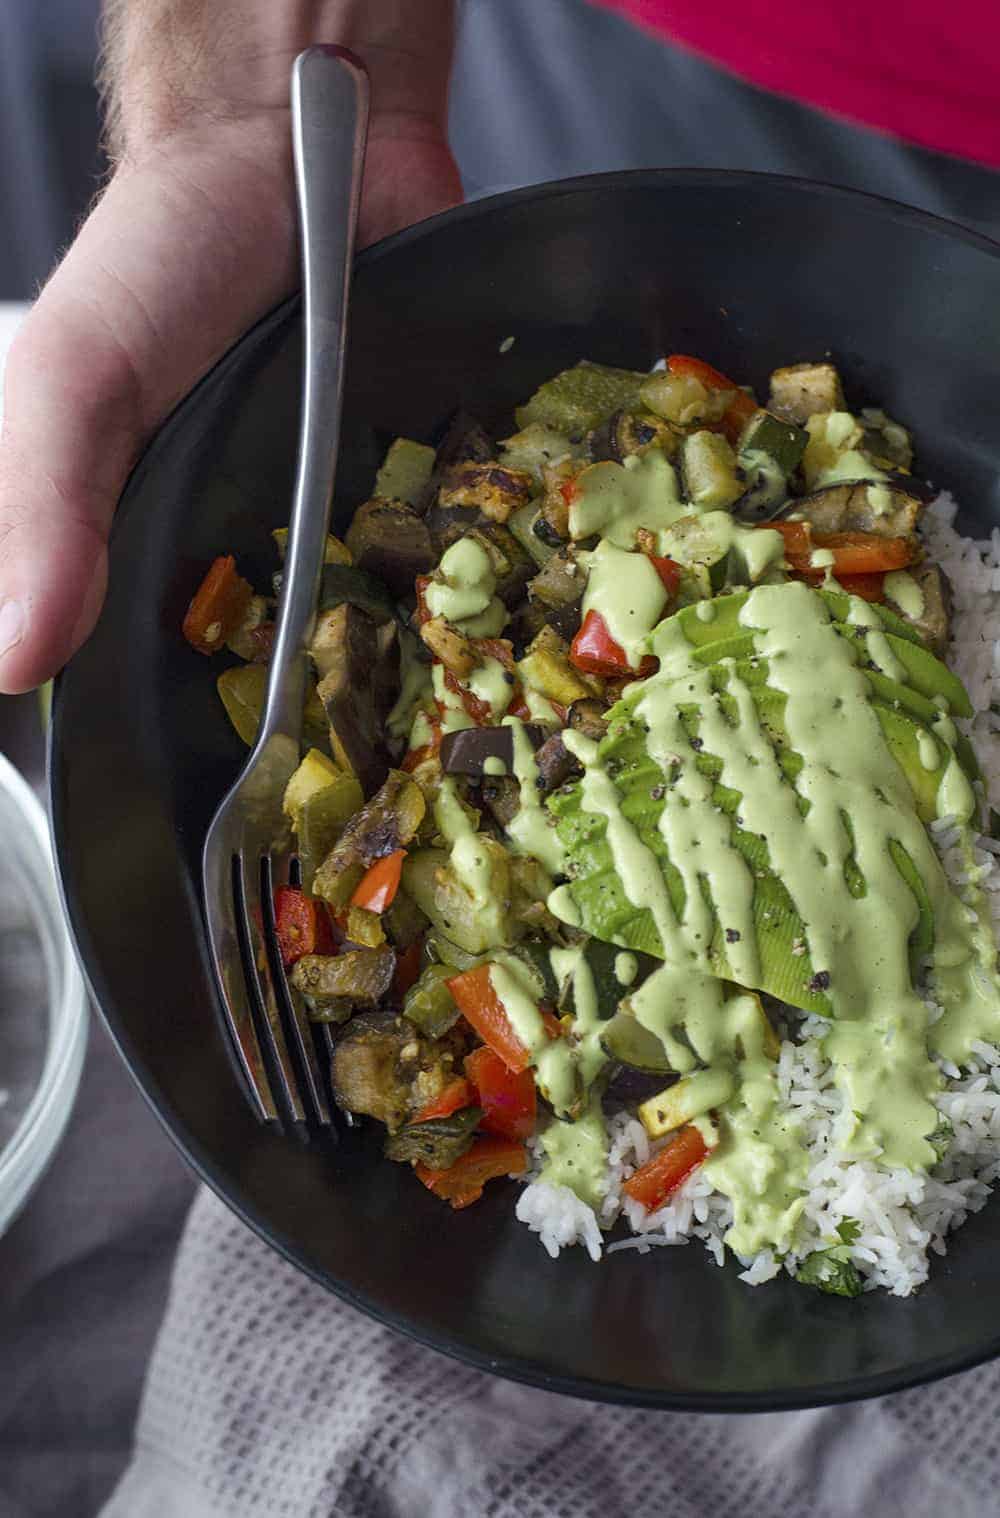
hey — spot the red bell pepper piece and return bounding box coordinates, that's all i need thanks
[392,937,424,997]
[273,886,335,968]
[648,554,681,596]
[569,610,657,680]
[447,964,531,1072]
[182,555,253,655]
[464,1045,537,1141]
[828,570,886,602]
[443,668,492,725]
[415,1135,528,1209]
[623,1125,709,1211]
[350,849,406,914]
[666,354,757,444]
[413,1077,477,1124]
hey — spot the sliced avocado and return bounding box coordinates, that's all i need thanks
[835,623,972,718]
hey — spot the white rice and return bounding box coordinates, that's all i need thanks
[515,495,1000,1294]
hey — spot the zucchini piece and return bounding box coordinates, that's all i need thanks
[588,409,679,463]
[638,1068,735,1137]
[738,409,809,475]
[768,362,845,424]
[403,964,461,1038]
[345,905,386,948]
[424,930,482,972]
[384,1106,482,1167]
[600,1010,674,1074]
[515,362,647,435]
[282,748,344,825]
[791,481,921,536]
[343,499,434,598]
[680,431,743,509]
[403,844,517,955]
[296,774,366,891]
[312,770,425,909]
[374,437,436,507]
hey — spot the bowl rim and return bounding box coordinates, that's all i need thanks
[0,751,88,1232]
[49,167,1000,1410]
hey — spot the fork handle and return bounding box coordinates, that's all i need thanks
[259,46,370,746]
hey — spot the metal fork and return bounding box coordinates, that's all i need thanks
[202,46,369,1130]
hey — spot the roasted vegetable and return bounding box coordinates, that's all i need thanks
[768,361,845,423]
[344,499,434,597]
[282,748,344,825]
[638,1069,736,1138]
[419,616,477,678]
[439,723,545,777]
[292,945,396,1009]
[385,1105,482,1167]
[437,462,534,523]
[313,770,426,909]
[344,905,386,948]
[225,594,273,662]
[466,523,536,607]
[315,604,398,795]
[889,562,951,653]
[182,555,253,655]
[587,408,678,463]
[622,1125,711,1210]
[532,732,580,793]
[415,1135,527,1209]
[600,1011,673,1074]
[859,407,913,471]
[738,409,809,476]
[788,481,922,538]
[296,774,366,891]
[464,1045,536,1140]
[527,547,586,612]
[314,562,396,624]
[274,887,335,968]
[519,624,597,704]
[216,663,328,750]
[499,422,578,481]
[567,698,609,742]
[374,437,437,507]
[403,963,462,1038]
[351,849,406,914]
[680,430,744,509]
[515,362,646,434]
[403,841,517,955]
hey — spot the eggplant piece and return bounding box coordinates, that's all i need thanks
[785,481,922,537]
[437,461,534,524]
[384,1106,482,1166]
[431,408,495,469]
[344,498,434,598]
[527,547,586,611]
[468,522,536,607]
[315,604,398,795]
[440,723,546,777]
[312,768,426,908]
[567,698,609,742]
[895,563,952,655]
[292,945,396,1008]
[587,408,677,464]
[603,1065,678,1108]
[767,362,845,424]
[329,1012,414,1130]
[480,774,522,830]
[533,732,580,793]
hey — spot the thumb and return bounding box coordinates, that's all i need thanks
[0,142,298,695]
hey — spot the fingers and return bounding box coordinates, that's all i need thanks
[0,136,298,693]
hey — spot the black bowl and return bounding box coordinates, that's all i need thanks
[50,171,1000,1409]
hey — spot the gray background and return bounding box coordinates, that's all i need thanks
[0,1,998,1513]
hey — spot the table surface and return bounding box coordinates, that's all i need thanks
[0,305,197,1518]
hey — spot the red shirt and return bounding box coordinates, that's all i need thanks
[597,0,1000,168]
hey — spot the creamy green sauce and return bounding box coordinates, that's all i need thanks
[580,540,667,669]
[387,630,433,739]
[614,952,638,986]
[502,717,566,873]
[538,1094,609,1210]
[424,538,507,635]
[549,581,1000,1254]
[431,663,474,735]
[568,452,685,546]
[805,411,889,488]
[885,570,925,620]
[483,755,507,776]
[434,778,511,948]
[466,655,514,719]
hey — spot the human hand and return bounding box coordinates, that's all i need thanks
[0,0,461,693]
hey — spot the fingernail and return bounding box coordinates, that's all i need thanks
[0,598,25,658]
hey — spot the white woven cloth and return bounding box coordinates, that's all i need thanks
[100,1186,1000,1518]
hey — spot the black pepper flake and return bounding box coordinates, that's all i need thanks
[650,784,665,801]
[725,928,741,943]
[808,970,831,993]
[503,671,515,685]
[535,776,546,790]
[690,737,704,751]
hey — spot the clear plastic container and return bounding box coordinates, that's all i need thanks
[0,752,87,1234]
